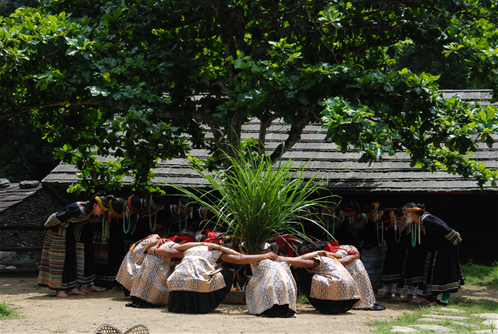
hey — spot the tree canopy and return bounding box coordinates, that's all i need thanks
[1,0,497,192]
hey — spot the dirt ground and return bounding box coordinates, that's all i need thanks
[0,274,496,334]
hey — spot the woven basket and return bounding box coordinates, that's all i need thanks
[93,324,149,334]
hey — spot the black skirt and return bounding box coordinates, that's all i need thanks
[260,304,296,318]
[296,267,359,314]
[381,228,408,286]
[168,267,234,314]
[424,245,463,295]
[60,224,78,291]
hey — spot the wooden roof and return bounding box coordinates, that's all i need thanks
[0,181,42,213]
[42,89,498,193]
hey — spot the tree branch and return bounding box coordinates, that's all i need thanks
[0,100,110,119]
[269,108,313,163]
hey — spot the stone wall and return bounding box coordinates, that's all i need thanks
[0,186,78,249]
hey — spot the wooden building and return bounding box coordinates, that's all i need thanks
[41,89,498,264]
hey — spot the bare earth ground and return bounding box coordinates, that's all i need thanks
[1,274,497,334]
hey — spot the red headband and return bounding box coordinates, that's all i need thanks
[323,241,348,254]
[168,235,195,243]
[197,229,213,234]
[205,232,223,245]
[276,236,296,257]
[341,208,357,217]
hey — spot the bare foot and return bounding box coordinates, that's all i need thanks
[67,288,86,296]
[209,309,222,313]
[77,286,89,294]
[56,290,68,298]
[392,295,410,303]
[310,309,321,314]
[86,285,105,293]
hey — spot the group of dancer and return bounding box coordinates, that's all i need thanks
[37,192,463,315]
[117,229,383,316]
[38,191,169,297]
[330,199,463,307]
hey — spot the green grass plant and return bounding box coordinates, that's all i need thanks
[368,262,498,333]
[169,143,339,254]
[0,299,20,320]
[298,295,310,304]
[461,262,498,288]
[368,303,496,333]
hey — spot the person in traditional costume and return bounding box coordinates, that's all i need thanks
[311,240,386,310]
[115,233,161,297]
[397,203,463,306]
[333,199,368,248]
[284,243,361,314]
[242,243,298,318]
[360,202,386,295]
[122,194,144,249]
[378,207,409,301]
[127,230,215,308]
[167,237,278,314]
[38,193,109,298]
[396,206,427,304]
[125,193,166,243]
[93,196,127,290]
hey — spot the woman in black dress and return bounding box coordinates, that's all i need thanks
[397,203,463,305]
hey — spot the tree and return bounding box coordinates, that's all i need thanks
[0,0,497,192]
[0,120,60,182]
[0,0,38,16]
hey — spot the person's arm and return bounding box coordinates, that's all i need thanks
[148,247,185,258]
[172,242,215,251]
[219,252,278,264]
[146,241,207,257]
[346,245,359,255]
[209,243,239,255]
[337,253,359,266]
[143,235,162,252]
[278,256,318,268]
[425,215,462,246]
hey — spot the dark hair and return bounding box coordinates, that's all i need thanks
[362,202,385,215]
[150,192,166,210]
[129,195,143,213]
[340,199,360,214]
[313,240,330,251]
[172,229,195,243]
[110,197,125,215]
[397,202,425,218]
[381,207,397,225]
[85,190,106,212]
[297,241,316,255]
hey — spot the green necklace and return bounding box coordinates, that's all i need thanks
[411,222,417,247]
[123,202,131,234]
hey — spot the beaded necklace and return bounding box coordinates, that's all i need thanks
[149,204,157,233]
[102,214,109,242]
[371,210,384,247]
[123,202,131,234]
[376,220,384,246]
[394,222,401,243]
[411,221,418,247]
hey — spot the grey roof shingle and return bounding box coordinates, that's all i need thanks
[0,182,42,213]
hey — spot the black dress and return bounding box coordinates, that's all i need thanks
[38,202,98,291]
[420,214,463,296]
[381,226,408,287]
